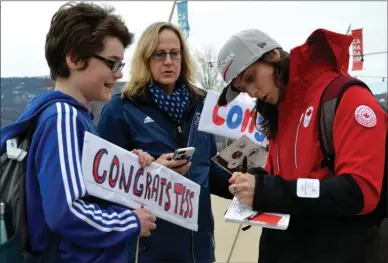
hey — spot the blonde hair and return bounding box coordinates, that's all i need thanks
[121,22,197,99]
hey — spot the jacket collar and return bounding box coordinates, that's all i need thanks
[128,82,206,113]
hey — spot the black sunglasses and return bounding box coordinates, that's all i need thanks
[93,54,125,72]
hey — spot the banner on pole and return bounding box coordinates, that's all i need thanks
[198,91,267,146]
[81,132,201,231]
[177,0,190,38]
[351,28,364,71]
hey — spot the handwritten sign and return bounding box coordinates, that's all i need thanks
[81,132,201,231]
[198,91,267,146]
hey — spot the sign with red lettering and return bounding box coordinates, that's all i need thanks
[351,28,363,71]
[81,132,201,231]
[198,91,267,146]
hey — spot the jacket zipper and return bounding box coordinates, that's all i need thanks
[187,107,196,263]
[143,94,198,263]
[294,113,304,169]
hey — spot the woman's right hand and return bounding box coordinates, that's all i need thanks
[155,153,192,175]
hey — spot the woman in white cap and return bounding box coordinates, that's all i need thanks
[216,28,387,263]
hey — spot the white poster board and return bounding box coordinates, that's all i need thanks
[81,132,201,232]
[198,91,267,146]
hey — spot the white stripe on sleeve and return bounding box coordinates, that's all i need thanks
[55,102,138,232]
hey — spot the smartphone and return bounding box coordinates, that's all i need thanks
[172,147,196,162]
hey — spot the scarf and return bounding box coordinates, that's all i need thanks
[148,83,190,124]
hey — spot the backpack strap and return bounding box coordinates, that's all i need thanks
[318,75,369,172]
[319,75,388,219]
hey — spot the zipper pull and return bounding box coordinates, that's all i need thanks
[299,113,304,122]
[177,126,183,134]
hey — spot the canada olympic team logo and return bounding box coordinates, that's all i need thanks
[354,105,377,128]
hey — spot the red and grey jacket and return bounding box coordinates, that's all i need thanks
[253,29,387,222]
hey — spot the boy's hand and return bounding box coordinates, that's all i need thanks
[132,149,155,167]
[133,208,157,237]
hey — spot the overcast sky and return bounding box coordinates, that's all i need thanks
[1,1,387,93]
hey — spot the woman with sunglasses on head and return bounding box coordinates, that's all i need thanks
[215,28,387,263]
[97,22,232,263]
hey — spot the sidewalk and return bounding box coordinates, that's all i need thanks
[211,195,262,263]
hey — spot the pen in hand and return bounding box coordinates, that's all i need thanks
[135,203,144,263]
[242,157,260,220]
[242,156,248,173]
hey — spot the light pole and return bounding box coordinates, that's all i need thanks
[168,0,178,23]
[345,24,352,35]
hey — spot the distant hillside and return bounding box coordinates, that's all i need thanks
[1,76,387,127]
[374,92,387,110]
[1,77,125,127]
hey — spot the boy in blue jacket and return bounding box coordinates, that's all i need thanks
[0,2,156,262]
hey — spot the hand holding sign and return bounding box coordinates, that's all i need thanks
[133,206,157,237]
[132,149,155,167]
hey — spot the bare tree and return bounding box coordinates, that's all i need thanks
[194,47,232,149]
[194,46,225,92]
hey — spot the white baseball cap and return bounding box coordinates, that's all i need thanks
[216,29,282,106]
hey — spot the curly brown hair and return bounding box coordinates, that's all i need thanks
[45,2,133,80]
